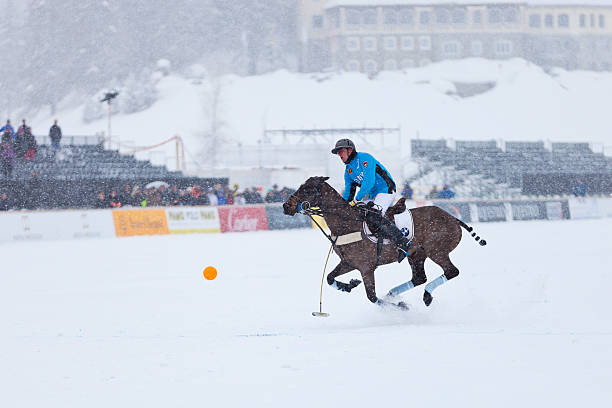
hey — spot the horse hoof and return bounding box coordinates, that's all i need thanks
[423,291,433,307]
[397,301,408,310]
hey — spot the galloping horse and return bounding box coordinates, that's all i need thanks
[283,176,487,309]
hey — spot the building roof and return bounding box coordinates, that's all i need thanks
[325,0,612,8]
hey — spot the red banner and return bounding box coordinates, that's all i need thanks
[217,206,269,233]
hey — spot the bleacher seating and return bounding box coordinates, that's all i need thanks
[410,139,612,196]
[10,144,183,181]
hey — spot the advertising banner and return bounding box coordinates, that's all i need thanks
[0,210,115,243]
[217,206,269,233]
[568,197,600,219]
[597,197,612,218]
[475,202,506,222]
[510,201,546,221]
[166,207,221,234]
[265,205,312,230]
[112,209,169,237]
[432,201,472,222]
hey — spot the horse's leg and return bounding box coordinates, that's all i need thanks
[386,253,428,297]
[360,266,409,310]
[327,260,361,293]
[423,252,459,306]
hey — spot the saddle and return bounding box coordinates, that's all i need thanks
[361,197,408,237]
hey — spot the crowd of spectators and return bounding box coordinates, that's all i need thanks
[90,183,295,209]
[1,118,62,179]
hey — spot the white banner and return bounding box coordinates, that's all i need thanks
[596,197,612,218]
[568,197,600,220]
[165,207,221,234]
[0,210,115,243]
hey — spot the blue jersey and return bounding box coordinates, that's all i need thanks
[343,152,396,201]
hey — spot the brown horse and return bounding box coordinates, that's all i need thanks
[282,176,487,309]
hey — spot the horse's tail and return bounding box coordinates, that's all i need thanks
[456,219,487,246]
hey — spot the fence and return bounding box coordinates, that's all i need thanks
[1,197,610,244]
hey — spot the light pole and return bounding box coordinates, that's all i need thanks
[100,91,119,149]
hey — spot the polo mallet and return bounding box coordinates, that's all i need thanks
[312,243,333,317]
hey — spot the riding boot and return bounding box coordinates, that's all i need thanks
[366,211,411,263]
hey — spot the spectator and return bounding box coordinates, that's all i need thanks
[214,183,227,205]
[234,191,246,205]
[204,186,216,206]
[94,191,107,208]
[119,184,133,206]
[437,184,455,199]
[49,119,62,151]
[427,186,439,199]
[0,191,11,210]
[265,184,283,203]
[13,126,27,159]
[573,179,587,197]
[166,185,180,206]
[251,186,264,203]
[401,182,413,200]
[24,127,37,161]
[17,119,28,136]
[1,132,15,178]
[108,189,122,207]
[0,120,15,141]
[131,186,146,206]
[224,185,234,205]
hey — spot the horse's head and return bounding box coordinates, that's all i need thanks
[283,176,329,216]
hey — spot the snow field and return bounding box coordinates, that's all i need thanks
[1,218,611,407]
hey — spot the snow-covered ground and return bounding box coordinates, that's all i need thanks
[28,58,612,169]
[1,218,611,407]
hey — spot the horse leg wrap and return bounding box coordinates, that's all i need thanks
[387,281,414,297]
[423,275,448,306]
[331,279,362,293]
[425,275,447,294]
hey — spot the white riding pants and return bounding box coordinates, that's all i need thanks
[365,192,396,214]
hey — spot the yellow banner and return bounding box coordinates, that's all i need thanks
[112,209,169,237]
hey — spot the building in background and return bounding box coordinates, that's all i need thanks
[297,0,612,73]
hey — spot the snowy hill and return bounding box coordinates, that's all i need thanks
[28,58,612,170]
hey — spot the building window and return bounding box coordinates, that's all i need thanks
[383,9,397,25]
[363,9,377,25]
[495,40,513,55]
[471,40,483,56]
[545,14,553,27]
[420,11,431,25]
[383,36,397,51]
[346,36,360,51]
[346,9,361,25]
[503,8,518,24]
[591,14,595,27]
[558,14,569,28]
[600,15,605,28]
[364,60,378,74]
[383,59,397,71]
[529,14,541,28]
[488,8,502,24]
[346,60,360,72]
[401,58,415,69]
[399,9,414,25]
[452,8,467,24]
[473,10,483,25]
[363,36,377,52]
[418,36,431,50]
[312,15,323,29]
[443,41,461,56]
[580,14,586,27]
[436,8,451,24]
[401,36,414,50]
[419,58,431,67]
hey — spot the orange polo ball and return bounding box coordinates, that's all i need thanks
[203,266,217,280]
